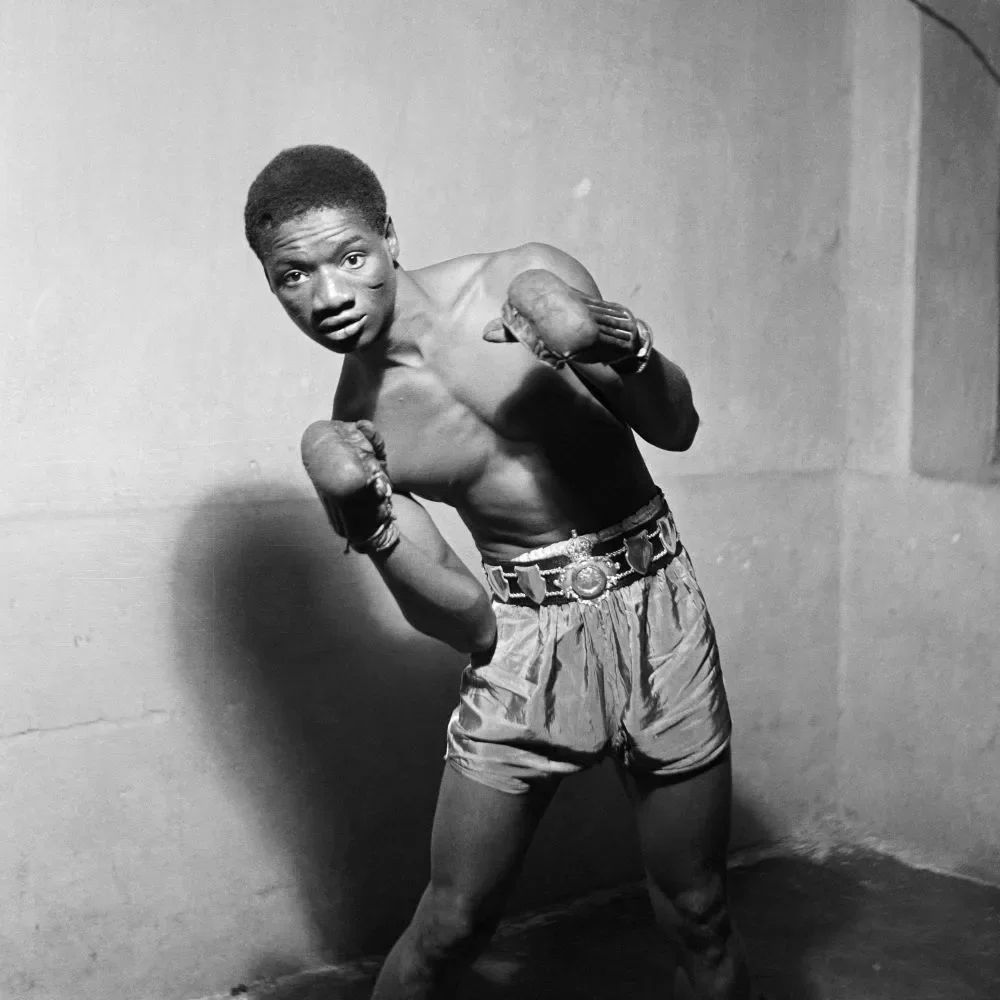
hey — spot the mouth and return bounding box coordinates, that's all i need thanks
[316,316,365,343]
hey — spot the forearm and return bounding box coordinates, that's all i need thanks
[369,534,497,656]
[573,349,700,451]
[301,420,497,656]
[614,350,700,450]
[491,254,699,451]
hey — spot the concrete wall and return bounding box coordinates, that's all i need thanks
[16,0,983,997]
[911,0,1000,478]
[839,0,1000,884]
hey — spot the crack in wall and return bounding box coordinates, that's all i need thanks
[0,709,171,743]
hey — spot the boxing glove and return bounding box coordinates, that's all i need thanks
[300,419,399,554]
[483,269,653,374]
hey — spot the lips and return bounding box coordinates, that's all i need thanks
[317,316,364,340]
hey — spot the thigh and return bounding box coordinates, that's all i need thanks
[429,763,560,914]
[446,600,604,793]
[625,558,732,778]
[624,749,733,894]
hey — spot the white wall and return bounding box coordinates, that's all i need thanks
[839,0,1000,883]
[2,2,864,997]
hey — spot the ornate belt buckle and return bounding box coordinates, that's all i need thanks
[559,534,615,602]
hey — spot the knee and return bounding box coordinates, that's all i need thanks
[410,886,497,960]
[660,873,732,951]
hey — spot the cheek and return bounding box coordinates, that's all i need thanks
[366,262,396,300]
[368,257,395,286]
[278,294,310,328]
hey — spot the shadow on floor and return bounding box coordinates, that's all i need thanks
[173,486,848,999]
[246,853,1000,1000]
[455,852,1000,1000]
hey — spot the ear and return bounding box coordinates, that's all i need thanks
[384,216,400,261]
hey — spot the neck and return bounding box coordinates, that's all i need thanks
[356,267,436,369]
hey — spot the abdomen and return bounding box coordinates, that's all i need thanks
[461,430,658,560]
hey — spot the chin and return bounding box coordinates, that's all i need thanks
[325,336,363,354]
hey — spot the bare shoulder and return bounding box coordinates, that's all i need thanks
[480,242,601,299]
[416,243,602,312]
[412,252,495,309]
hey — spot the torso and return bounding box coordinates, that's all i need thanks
[333,246,658,561]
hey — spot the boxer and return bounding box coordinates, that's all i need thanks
[246,145,754,999]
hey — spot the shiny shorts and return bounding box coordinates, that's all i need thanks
[445,503,732,794]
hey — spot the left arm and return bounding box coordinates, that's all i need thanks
[492,243,700,452]
[571,349,700,452]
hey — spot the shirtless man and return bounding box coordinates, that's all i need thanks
[244,145,752,999]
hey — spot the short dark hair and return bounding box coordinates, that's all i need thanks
[244,145,388,257]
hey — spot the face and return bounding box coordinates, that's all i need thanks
[260,206,400,353]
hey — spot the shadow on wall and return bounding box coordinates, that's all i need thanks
[172,485,465,965]
[172,485,845,998]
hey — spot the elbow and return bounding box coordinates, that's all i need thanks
[412,591,497,657]
[646,407,699,452]
[671,408,700,451]
[462,595,498,657]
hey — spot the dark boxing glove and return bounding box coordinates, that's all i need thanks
[482,269,653,374]
[300,419,399,555]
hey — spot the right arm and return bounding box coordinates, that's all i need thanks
[301,419,496,656]
[370,493,497,656]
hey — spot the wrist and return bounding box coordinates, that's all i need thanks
[353,516,401,556]
[318,467,398,554]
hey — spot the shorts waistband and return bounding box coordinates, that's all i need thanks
[482,493,683,607]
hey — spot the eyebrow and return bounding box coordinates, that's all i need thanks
[270,234,368,270]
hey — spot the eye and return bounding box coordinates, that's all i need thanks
[344,252,366,269]
[279,269,307,288]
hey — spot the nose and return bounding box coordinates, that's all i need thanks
[313,267,354,313]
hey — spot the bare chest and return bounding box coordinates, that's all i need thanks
[365,363,491,502]
[360,333,627,504]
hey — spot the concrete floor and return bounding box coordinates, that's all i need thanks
[231,850,1000,1000]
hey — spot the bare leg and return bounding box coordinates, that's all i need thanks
[622,751,753,1000]
[371,764,559,1000]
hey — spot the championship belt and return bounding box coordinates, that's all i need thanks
[483,506,683,607]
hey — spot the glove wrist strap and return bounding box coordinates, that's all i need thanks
[320,468,398,555]
[609,320,654,376]
[349,517,401,556]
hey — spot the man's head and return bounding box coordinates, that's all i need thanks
[244,145,387,258]
[246,146,400,353]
